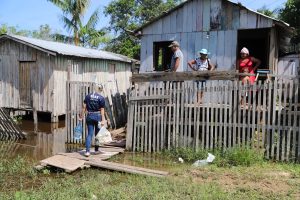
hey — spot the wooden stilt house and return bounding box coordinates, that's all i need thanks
[134,0,295,77]
[0,34,137,122]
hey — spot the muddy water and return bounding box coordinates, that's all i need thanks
[1,120,176,170]
[0,120,82,161]
[110,152,179,170]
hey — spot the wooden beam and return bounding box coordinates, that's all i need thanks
[86,160,168,177]
[129,95,170,101]
[131,71,237,82]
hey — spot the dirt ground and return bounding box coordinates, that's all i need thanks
[176,165,300,198]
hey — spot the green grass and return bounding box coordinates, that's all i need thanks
[1,169,294,200]
[0,151,299,200]
[162,146,264,167]
[0,156,36,176]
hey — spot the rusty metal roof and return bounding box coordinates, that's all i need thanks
[0,34,137,63]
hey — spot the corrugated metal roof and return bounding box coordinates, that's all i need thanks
[134,0,291,33]
[0,34,136,63]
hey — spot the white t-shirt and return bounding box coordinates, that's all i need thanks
[195,58,210,71]
[170,49,184,72]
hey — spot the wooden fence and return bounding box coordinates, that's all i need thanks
[66,81,128,144]
[126,79,300,162]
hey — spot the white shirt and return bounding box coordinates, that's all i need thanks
[195,58,210,71]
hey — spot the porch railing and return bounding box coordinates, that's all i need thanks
[126,78,300,162]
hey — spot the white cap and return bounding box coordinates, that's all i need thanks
[240,47,249,55]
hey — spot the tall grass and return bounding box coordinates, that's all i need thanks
[0,156,35,175]
[162,146,264,167]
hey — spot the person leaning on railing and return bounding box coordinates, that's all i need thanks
[237,47,261,85]
[188,48,215,104]
[169,41,184,72]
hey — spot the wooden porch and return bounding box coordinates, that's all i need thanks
[126,71,300,162]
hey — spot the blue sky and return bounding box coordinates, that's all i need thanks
[0,0,287,36]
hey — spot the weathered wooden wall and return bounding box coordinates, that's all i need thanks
[53,56,132,117]
[0,39,132,120]
[0,39,55,113]
[140,0,275,72]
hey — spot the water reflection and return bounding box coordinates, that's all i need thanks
[0,120,69,160]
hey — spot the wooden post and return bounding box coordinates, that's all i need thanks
[51,113,59,123]
[33,108,38,132]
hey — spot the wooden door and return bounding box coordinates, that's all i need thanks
[19,61,36,107]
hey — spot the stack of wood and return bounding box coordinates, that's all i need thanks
[0,108,25,140]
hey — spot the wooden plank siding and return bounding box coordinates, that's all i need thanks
[139,0,276,73]
[0,39,133,120]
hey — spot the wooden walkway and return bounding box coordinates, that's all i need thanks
[37,146,168,177]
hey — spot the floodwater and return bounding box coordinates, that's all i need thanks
[0,120,82,161]
[110,152,179,170]
[1,119,176,170]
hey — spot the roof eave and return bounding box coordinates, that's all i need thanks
[0,34,57,56]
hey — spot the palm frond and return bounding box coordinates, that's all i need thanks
[60,15,76,33]
[47,0,68,11]
[85,8,100,30]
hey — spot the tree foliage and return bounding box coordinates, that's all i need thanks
[279,0,300,43]
[0,24,31,36]
[48,0,108,47]
[104,0,181,59]
[257,6,278,18]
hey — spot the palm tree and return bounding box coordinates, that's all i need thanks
[48,0,91,46]
[78,8,108,48]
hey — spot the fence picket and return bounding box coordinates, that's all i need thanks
[276,80,283,160]
[287,82,293,161]
[256,81,262,149]
[148,83,153,152]
[292,81,298,160]
[266,82,273,158]
[233,81,238,147]
[183,82,188,147]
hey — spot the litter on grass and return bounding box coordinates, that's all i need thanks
[192,153,215,167]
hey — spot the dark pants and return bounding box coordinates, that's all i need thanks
[85,114,101,152]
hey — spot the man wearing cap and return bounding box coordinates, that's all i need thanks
[169,41,184,72]
[188,48,215,103]
[79,84,106,157]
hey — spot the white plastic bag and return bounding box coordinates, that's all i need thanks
[95,125,112,144]
[192,153,215,167]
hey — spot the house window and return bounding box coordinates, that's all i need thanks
[108,63,116,81]
[71,61,83,74]
[153,41,173,71]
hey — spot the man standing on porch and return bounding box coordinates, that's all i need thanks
[79,84,106,157]
[169,41,184,72]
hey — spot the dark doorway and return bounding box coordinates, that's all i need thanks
[19,61,36,108]
[153,41,173,71]
[238,28,270,70]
